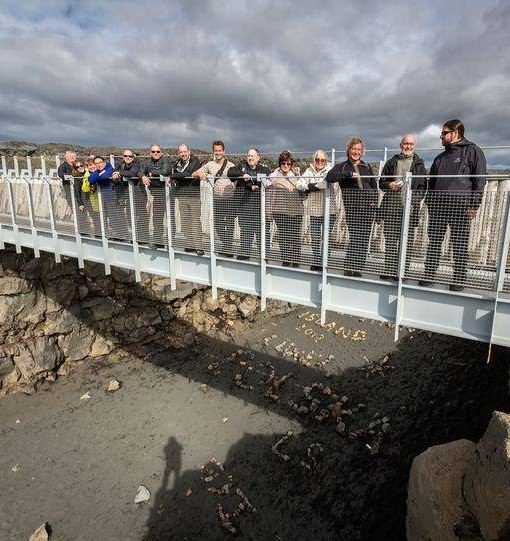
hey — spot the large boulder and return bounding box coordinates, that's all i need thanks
[0,276,33,295]
[43,305,82,335]
[407,439,476,541]
[13,336,64,380]
[464,411,510,541]
[44,278,76,312]
[0,289,47,326]
[57,327,94,361]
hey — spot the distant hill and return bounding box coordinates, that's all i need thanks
[0,141,194,158]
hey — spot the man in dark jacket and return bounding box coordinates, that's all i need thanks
[169,144,203,254]
[420,119,487,291]
[57,150,78,215]
[112,149,141,240]
[140,144,172,247]
[228,148,270,260]
[379,134,427,279]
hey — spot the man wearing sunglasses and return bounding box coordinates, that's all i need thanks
[112,150,141,239]
[420,119,487,291]
[140,144,172,248]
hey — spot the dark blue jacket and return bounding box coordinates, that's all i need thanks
[89,162,114,186]
[428,138,486,208]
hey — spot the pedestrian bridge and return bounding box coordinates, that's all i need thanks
[0,173,509,349]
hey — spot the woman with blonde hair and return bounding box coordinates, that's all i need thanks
[326,137,378,276]
[297,149,336,271]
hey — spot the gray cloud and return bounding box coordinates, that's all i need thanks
[0,0,508,164]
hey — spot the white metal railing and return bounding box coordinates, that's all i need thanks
[1,171,510,346]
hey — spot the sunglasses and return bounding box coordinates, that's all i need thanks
[440,130,455,136]
[315,158,327,162]
[123,154,134,158]
[280,161,292,166]
[151,150,162,154]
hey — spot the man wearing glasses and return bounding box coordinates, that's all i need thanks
[112,150,141,239]
[140,144,172,248]
[420,119,487,291]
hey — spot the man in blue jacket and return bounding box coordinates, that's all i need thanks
[420,119,487,291]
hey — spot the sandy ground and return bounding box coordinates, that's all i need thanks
[1,306,509,541]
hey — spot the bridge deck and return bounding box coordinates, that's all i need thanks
[0,175,509,348]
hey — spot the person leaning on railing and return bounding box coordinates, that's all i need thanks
[88,156,115,236]
[420,119,487,292]
[296,149,335,271]
[168,144,203,255]
[57,150,78,216]
[140,144,172,248]
[192,140,235,257]
[378,134,427,280]
[112,149,141,238]
[74,158,101,236]
[326,137,378,277]
[227,148,270,260]
[266,150,306,267]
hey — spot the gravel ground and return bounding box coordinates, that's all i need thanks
[1,306,509,541]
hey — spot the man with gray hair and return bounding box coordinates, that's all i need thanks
[169,144,203,254]
[57,150,79,216]
[378,134,427,280]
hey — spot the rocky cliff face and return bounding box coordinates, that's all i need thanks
[0,248,290,397]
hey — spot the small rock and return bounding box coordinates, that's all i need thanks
[134,485,151,504]
[106,379,120,392]
[200,384,210,393]
[12,463,21,472]
[16,418,21,424]
[28,522,51,541]
[222,417,229,423]
[79,392,91,400]
[185,488,193,497]
[336,421,346,434]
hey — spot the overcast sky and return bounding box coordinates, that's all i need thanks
[1,0,509,160]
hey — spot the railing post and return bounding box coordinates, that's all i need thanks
[1,156,6,176]
[320,183,331,324]
[331,148,336,166]
[13,156,19,177]
[67,176,84,269]
[208,175,218,299]
[109,154,115,167]
[41,155,46,176]
[259,174,267,311]
[393,171,413,341]
[128,180,141,282]
[24,177,40,258]
[165,178,176,290]
[26,156,33,177]
[43,176,61,263]
[55,155,61,168]
[6,178,21,253]
[97,183,110,274]
[487,194,510,359]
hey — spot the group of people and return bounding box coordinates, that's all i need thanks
[57,118,487,291]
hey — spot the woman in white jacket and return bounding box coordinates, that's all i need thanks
[297,149,337,271]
